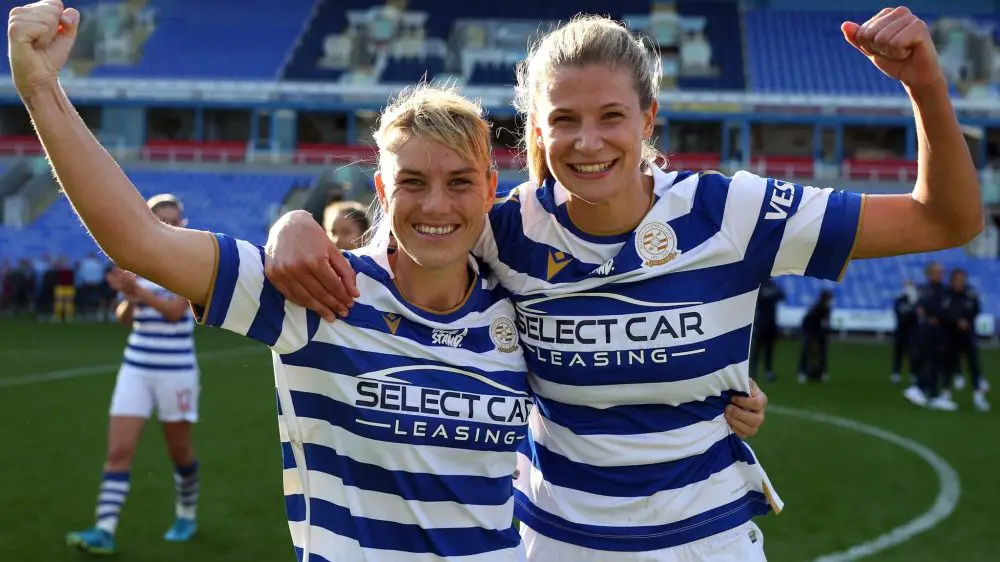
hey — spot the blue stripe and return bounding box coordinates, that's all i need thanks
[281,340,529,397]
[514,489,770,552]
[132,318,192,326]
[123,359,196,370]
[290,495,520,557]
[531,434,755,497]
[535,393,732,435]
[102,471,129,482]
[522,326,752,387]
[805,190,864,281]
[744,178,803,280]
[289,390,528,453]
[126,345,193,354]
[342,302,500,354]
[202,233,239,327]
[306,309,321,341]
[280,440,515,505]
[293,546,331,562]
[246,245,287,347]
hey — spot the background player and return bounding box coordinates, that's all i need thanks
[750,278,784,382]
[891,280,919,384]
[322,200,370,251]
[905,261,956,410]
[65,194,201,554]
[943,268,989,411]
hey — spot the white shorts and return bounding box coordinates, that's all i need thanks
[521,520,766,562]
[109,364,200,423]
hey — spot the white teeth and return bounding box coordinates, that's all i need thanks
[414,224,457,235]
[570,161,614,173]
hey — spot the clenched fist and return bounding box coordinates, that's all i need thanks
[842,7,945,90]
[7,0,79,97]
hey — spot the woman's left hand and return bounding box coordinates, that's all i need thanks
[727,380,768,438]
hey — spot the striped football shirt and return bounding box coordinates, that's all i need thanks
[475,167,863,555]
[195,233,531,562]
[123,278,197,372]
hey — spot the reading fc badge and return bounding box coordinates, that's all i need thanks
[489,316,519,353]
[635,221,679,267]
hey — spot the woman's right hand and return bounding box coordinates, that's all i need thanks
[264,210,359,322]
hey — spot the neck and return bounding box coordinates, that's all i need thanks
[566,172,654,235]
[391,252,472,313]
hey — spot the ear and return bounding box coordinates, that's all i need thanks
[643,99,658,140]
[374,171,388,211]
[485,170,498,211]
[533,120,544,146]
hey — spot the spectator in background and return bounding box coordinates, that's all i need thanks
[942,268,989,412]
[750,278,784,382]
[323,200,370,251]
[53,255,76,322]
[905,261,957,410]
[798,290,833,384]
[891,279,919,384]
[76,251,106,319]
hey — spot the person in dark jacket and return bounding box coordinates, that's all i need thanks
[891,280,919,384]
[942,269,989,411]
[798,290,833,384]
[750,278,785,382]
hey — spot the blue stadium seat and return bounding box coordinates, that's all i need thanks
[86,0,317,79]
[0,169,313,261]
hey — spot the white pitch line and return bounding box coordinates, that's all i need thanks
[0,345,263,388]
[770,405,961,562]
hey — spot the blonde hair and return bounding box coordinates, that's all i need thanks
[147,193,184,214]
[367,83,494,246]
[514,14,664,184]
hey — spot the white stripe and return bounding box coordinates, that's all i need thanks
[529,360,749,409]
[100,480,130,492]
[99,491,127,503]
[515,454,767,529]
[288,521,524,562]
[771,185,829,277]
[768,406,960,562]
[287,415,517,480]
[283,468,514,530]
[284,364,527,425]
[723,171,769,260]
[530,413,730,467]
[221,240,267,338]
[516,291,756,352]
[130,321,195,335]
[312,311,522,376]
[0,346,261,388]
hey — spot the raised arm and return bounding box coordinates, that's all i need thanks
[842,8,983,258]
[8,1,215,305]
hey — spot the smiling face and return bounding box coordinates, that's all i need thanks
[375,134,496,272]
[534,63,657,204]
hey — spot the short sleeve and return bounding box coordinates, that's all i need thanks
[730,171,864,282]
[192,233,319,354]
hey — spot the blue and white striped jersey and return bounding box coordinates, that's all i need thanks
[196,233,531,562]
[123,277,197,372]
[476,167,863,554]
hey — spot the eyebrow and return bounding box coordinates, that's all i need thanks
[550,103,627,114]
[396,167,479,176]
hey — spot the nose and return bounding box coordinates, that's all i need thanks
[422,184,451,215]
[574,120,604,154]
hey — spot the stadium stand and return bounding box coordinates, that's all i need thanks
[0,169,311,261]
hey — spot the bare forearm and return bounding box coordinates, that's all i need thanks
[131,285,187,321]
[24,80,162,270]
[115,299,135,325]
[23,81,215,304]
[909,78,984,243]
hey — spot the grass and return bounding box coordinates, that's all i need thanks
[0,318,996,561]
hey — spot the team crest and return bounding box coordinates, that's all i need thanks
[635,221,679,267]
[489,316,519,353]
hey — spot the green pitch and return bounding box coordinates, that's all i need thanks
[0,319,996,561]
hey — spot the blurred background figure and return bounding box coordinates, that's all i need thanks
[891,279,919,385]
[323,200,370,251]
[751,278,785,382]
[943,268,989,411]
[798,290,833,384]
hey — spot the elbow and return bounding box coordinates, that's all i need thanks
[943,213,985,248]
